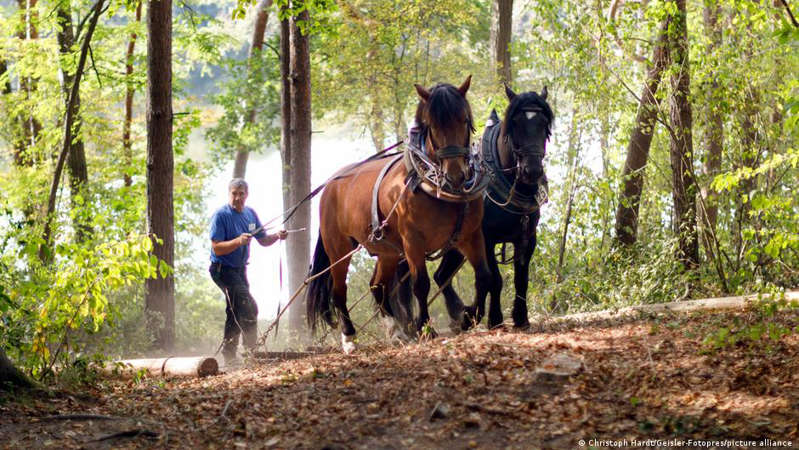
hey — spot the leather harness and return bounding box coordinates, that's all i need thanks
[367,127,481,259]
[482,109,548,216]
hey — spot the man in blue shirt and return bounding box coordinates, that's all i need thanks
[209,178,287,363]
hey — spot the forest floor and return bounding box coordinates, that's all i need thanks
[1,304,798,449]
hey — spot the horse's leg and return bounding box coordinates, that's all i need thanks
[433,249,466,332]
[329,250,356,353]
[485,242,504,329]
[394,260,415,336]
[457,232,493,330]
[401,236,433,336]
[512,232,537,329]
[371,256,409,342]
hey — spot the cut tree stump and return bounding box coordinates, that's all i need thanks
[104,356,218,378]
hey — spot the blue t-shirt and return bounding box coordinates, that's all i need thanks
[209,204,266,267]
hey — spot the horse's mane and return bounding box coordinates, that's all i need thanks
[502,91,554,140]
[415,83,475,135]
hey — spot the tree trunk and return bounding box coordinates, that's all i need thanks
[15,0,41,167]
[279,12,293,326]
[145,0,175,351]
[698,0,723,261]
[614,15,671,245]
[556,111,581,282]
[286,8,312,337]
[232,0,274,179]
[491,0,513,86]
[668,0,699,268]
[0,348,35,390]
[56,0,91,242]
[41,0,104,262]
[1,59,10,94]
[733,86,761,265]
[123,1,142,188]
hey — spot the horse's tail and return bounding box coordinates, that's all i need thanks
[306,232,336,333]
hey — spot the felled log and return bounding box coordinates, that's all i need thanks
[104,356,218,378]
[541,291,799,325]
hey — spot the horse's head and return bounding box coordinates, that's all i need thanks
[414,76,475,191]
[501,84,553,186]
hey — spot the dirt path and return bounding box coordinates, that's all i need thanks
[2,306,798,449]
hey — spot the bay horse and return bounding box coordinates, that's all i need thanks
[396,84,553,330]
[306,76,491,352]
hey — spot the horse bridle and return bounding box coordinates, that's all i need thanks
[488,107,550,210]
[504,107,549,181]
[422,131,485,196]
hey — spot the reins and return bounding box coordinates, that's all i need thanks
[252,140,405,236]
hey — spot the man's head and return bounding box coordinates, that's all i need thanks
[228,178,248,212]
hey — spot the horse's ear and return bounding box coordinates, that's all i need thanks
[415,84,431,101]
[541,86,548,100]
[457,75,472,96]
[504,83,517,100]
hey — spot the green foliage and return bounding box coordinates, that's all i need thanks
[1,234,161,380]
[206,38,282,166]
[701,293,799,353]
[0,0,228,381]
[313,0,490,150]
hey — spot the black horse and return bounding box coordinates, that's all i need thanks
[396,84,553,331]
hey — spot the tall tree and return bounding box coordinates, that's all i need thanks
[232,0,274,178]
[614,15,671,245]
[668,0,699,268]
[41,0,105,261]
[698,0,723,260]
[279,9,291,233]
[285,6,312,335]
[56,0,91,242]
[123,1,142,188]
[145,0,175,350]
[492,0,513,86]
[14,0,41,167]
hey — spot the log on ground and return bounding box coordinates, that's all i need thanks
[104,356,218,378]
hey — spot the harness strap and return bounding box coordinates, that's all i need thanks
[426,202,468,261]
[481,109,545,215]
[404,127,488,203]
[370,154,404,242]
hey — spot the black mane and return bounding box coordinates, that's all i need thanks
[415,83,475,135]
[501,91,553,140]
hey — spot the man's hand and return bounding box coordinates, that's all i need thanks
[276,230,288,240]
[238,232,252,246]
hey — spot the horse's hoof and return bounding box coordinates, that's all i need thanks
[341,333,357,354]
[513,320,531,331]
[449,319,464,335]
[461,307,478,330]
[488,321,506,330]
[488,314,505,330]
[383,317,411,344]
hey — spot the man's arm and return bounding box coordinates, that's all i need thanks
[212,233,252,256]
[256,230,288,247]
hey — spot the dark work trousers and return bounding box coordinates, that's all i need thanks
[209,263,259,359]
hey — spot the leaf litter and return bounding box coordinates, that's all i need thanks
[1,308,798,449]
